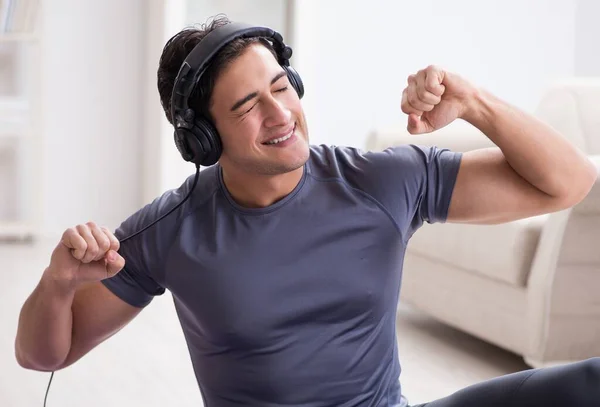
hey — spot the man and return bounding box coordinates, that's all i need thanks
[15,15,599,407]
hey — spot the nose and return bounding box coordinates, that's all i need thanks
[264,97,291,128]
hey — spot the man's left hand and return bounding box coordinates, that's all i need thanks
[401,65,477,134]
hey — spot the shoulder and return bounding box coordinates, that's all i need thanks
[115,165,220,242]
[307,143,451,184]
[307,142,462,225]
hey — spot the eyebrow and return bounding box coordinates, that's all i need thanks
[229,71,288,112]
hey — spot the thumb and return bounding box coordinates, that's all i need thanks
[407,113,431,135]
[105,250,125,277]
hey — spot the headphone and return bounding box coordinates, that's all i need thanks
[42,22,303,407]
[170,21,305,167]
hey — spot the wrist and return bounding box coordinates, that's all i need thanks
[459,87,495,128]
[42,266,79,299]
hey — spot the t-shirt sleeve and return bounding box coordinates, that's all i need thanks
[340,144,463,243]
[101,207,167,308]
[101,176,196,308]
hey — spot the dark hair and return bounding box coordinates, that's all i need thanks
[157,14,278,125]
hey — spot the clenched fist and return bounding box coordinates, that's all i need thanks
[401,65,477,134]
[47,221,125,289]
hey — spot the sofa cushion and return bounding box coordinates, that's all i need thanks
[534,79,600,155]
[365,121,495,153]
[406,215,547,287]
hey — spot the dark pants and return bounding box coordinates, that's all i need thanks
[410,357,600,407]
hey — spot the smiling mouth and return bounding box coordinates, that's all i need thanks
[262,124,296,145]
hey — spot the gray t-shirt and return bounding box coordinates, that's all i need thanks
[102,143,462,407]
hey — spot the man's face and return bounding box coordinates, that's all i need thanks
[209,44,310,175]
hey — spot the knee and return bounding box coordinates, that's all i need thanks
[581,357,600,379]
[575,358,600,404]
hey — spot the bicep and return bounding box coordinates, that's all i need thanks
[447,147,566,224]
[58,281,142,369]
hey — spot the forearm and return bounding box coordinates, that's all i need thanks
[15,268,75,371]
[462,88,597,201]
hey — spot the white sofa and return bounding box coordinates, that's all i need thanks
[366,80,600,368]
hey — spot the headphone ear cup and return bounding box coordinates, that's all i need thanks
[283,65,304,99]
[193,118,223,166]
[174,129,196,163]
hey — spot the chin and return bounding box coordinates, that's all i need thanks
[265,154,309,175]
[260,134,310,174]
[264,149,310,176]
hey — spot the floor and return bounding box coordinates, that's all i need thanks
[1,239,530,407]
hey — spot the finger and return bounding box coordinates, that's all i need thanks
[401,88,423,116]
[407,82,435,112]
[105,250,125,278]
[89,223,111,261]
[101,227,120,252]
[62,227,87,261]
[77,223,100,264]
[425,66,446,97]
[407,113,433,135]
[416,72,442,105]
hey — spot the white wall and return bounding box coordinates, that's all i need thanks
[40,0,146,237]
[292,0,577,149]
[575,0,600,76]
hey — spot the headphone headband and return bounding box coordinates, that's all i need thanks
[171,22,293,131]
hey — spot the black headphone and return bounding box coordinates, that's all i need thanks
[170,22,305,167]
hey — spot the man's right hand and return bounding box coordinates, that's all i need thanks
[47,222,125,290]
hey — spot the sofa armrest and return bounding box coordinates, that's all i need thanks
[575,155,600,214]
[365,120,495,152]
[525,155,600,365]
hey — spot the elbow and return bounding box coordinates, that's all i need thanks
[15,342,65,372]
[558,160,598,208]
[16,355,64,372]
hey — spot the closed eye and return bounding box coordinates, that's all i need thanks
[241,87,288,115]
[242,104,256,115]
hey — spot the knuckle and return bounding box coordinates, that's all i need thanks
[426,64,439,73]
[86,238,99,251]
[424,80,436,91]
[77,240,88,252]
[86,221,97,229]
[407,93,419,106]
[62,227,75,239]
[98,237,110,251]
[103,228,120,250]
[88,246,99,258]
[87,239,98,251]
[100,226,113,237]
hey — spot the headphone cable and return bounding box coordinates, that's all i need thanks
[43,163,201,407]
[43,371,53,407]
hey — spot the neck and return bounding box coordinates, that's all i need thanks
[221,165,305,208]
